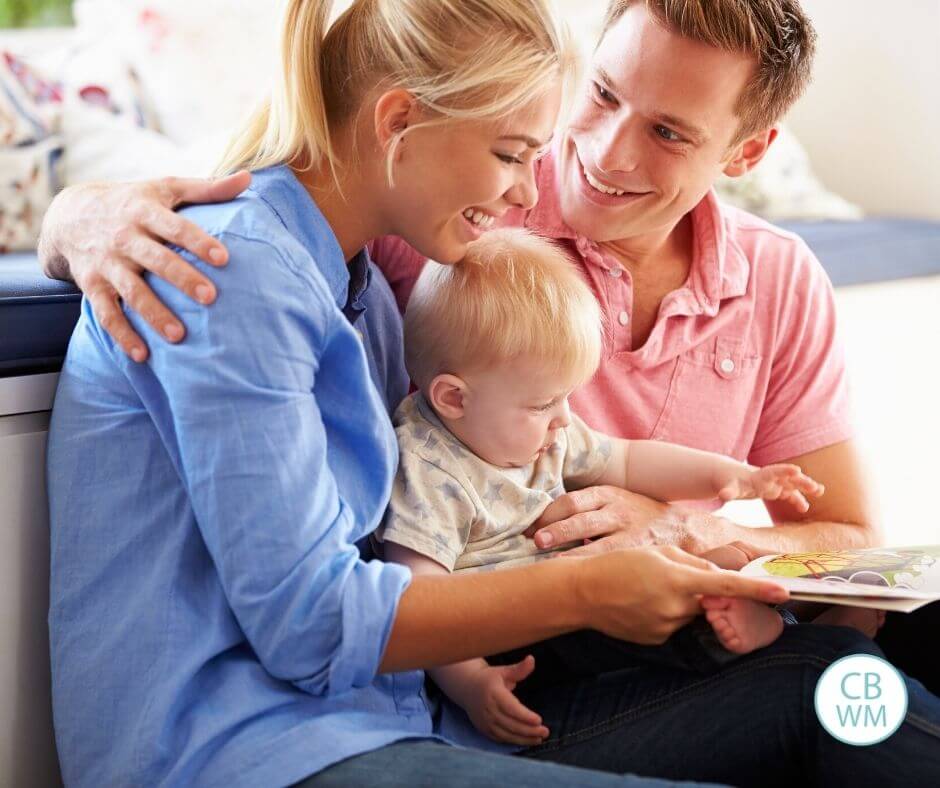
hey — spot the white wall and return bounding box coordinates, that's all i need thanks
[784,1,940,219]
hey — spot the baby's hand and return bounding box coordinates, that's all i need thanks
[718,464,825,512]
[463,656,549,746]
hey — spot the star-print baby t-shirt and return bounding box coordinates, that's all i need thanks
[376,393,613,572]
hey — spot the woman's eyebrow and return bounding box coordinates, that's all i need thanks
[498,134,553,148]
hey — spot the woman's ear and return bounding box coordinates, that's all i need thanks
[374,88,417,157]
[427,374,467,420]
[722,126,778,178]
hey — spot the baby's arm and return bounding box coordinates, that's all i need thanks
[383,543,549,745]
[598,439,824,511]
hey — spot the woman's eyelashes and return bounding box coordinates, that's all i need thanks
[496,152,525,165]
[592,81,616,105]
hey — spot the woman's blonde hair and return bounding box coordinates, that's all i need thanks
[404,228,603,390]
[217,0,577,179]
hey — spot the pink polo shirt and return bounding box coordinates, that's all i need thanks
[373,152,853,470]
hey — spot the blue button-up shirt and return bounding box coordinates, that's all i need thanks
[47,166,441,787]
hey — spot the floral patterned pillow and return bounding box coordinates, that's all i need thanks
[0,45,161,252]
[0,51,64,253]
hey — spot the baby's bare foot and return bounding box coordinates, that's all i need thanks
[813,605,886,639]
[701,597,785,654]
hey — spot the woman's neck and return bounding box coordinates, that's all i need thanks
[294,156,388,263]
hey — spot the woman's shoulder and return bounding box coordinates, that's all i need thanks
[175,167,342,307]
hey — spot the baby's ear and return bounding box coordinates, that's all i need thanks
[428,374,466,420]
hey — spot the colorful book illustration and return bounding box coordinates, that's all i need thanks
[740,546,940,613]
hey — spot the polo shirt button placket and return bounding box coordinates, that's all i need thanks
[618,311,630,326]
[609,266,623,279]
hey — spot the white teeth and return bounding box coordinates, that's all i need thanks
[583,167,626,196]
[462,208,495,228]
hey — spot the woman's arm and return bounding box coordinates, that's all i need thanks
[38,173,250,360]
[380,544,789,672]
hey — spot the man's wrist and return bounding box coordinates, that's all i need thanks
[666,505,730,555]
[38,189,72,281]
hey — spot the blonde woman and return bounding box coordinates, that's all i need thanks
[46,1,800,786]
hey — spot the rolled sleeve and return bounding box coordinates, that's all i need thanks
[136,232,408,696]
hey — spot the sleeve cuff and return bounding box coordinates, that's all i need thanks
[747,420,855,467]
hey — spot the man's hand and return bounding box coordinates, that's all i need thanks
[38,172,252,362]
[524,485,695,557]
[459,657,549,747]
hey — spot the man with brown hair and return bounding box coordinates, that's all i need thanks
[39,0,940,784]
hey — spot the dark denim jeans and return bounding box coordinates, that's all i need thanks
[299,740,717,787]
[300,623,940,787]
[877,603,940,696]
[517,624,940,787]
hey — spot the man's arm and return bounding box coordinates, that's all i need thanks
[530,440,879,556]
[690,439,881,554]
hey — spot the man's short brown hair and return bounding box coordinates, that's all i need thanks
[602,0,817,141]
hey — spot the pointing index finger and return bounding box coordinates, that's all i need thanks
[679,566,789,605]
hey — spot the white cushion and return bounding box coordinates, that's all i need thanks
[716,125,863,221]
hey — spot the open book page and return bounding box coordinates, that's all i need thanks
[739,546,940,613]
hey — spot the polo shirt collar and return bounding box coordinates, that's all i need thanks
[524,151,750,314]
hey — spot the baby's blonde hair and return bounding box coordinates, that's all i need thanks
[405,228,603,390]
[217,0,578,181]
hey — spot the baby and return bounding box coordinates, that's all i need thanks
[376,228,857,745]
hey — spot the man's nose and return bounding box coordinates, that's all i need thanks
[592,111,641,175]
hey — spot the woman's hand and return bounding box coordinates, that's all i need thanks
[38,172,252,362]
[460,656,550,747]
[575,545,790,645]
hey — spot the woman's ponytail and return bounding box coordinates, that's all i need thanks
[217,0,577,182]
[217,0,335,176]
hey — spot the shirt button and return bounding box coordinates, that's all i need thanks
[609,266,623,278]
[618,311,629,326]
[720,358,735,374]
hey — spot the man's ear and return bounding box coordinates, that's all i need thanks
[374,88,417,159]
[427,374,468,420]
[722,126,778,178]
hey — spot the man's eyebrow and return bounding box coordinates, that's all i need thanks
[497,134,553,148]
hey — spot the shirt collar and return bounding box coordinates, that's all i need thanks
[247,165,371,314]
[524,151,750,313]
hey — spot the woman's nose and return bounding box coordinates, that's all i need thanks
[505,163,540,211]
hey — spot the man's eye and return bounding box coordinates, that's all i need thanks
[654,125,682,142]
[593,82,615,104]
[496,153,524,165]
